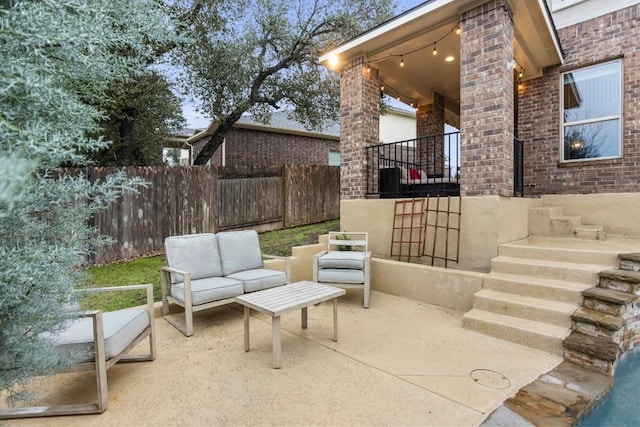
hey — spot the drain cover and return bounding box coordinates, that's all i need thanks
[470,369,511,389]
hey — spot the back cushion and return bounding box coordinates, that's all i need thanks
[217,230,264,276]
[165,233,223,284]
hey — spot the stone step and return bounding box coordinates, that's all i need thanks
[528,207,563,237]
[564,331,620,365]
[498,239,620,266]
[473,289,576,327]
[598,269,640,294]
[582,287,637,316]
[550,215,583,237]
[483,272,590,304]
[463,309,568,356]
[490,256,608,285]
[572,307,625,336]
[619,253,640,272]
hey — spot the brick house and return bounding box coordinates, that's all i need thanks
[319,0,639,200]
[185,111,340,167]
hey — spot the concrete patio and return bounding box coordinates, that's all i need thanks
[5,290,562,426]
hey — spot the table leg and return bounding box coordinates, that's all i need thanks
[301,306,308,329]
[244,306,250,352]
[333,297,338,342]
[272,315,281,369]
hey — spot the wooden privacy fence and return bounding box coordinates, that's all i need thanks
[88,165,339,265]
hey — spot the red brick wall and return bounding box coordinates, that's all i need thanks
[459,0,515,197]
[339,57,381,199]
[518,5,640,195]
[191,128,339,167]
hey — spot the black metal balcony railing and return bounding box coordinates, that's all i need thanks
[365,133,525,198]
[513,137,524,197]
[366,132,461,198]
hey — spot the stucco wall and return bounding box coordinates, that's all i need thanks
[541,193,640,237]
[338,196,535,273]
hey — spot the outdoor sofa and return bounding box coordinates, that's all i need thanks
[161,230,288,336]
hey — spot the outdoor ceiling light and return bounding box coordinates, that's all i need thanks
[445,55,455,62]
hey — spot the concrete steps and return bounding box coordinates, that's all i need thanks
[490,256,609,285]
[464,309,568,355]
[473,289,575,327]
[463,207,628,356]
[528,207,606,240]
[483,272,590,304]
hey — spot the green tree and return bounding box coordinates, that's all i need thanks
[170,0,393,165]
[0,0,179,403]
[93,72,185,166]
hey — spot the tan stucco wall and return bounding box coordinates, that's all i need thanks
[284,193,638,312]
[540,193,640,238]
[339,196,536,273]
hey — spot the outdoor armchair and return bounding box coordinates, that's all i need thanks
[312,231,371,308]
[0,284,156,419]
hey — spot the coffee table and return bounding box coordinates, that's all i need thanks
[234,280,346,368]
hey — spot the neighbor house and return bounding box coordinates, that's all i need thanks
[184,107,419,167]
[304,0,640,372]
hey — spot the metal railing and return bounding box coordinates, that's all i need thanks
[366,132,461,198]
[513,137,524,197]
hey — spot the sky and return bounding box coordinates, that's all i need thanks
[181,0,427,129]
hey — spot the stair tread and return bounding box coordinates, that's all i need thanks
[572,307,625,331]
[485,272,593,292]
[600,269,640,283]
[493,256,611,271]
[464,309,568,337]
[475,289,577,312]
[583,287,637,304]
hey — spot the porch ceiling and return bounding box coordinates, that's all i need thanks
[320,0,563,124]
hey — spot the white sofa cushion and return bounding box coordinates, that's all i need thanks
[226,269,287,293]
[165,233,223,284]
[54,308,149,361]
[317,269,365,284]
[317,251,365,270]
[171,277,244,306]
[217,230,264,276]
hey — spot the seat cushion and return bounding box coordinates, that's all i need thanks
[318,251,365,270]
[217,230,264,276]
[54,308,149,361]
[317,268,365,284]
[171,276,244,306]
[226,269,287,293]
[165,233,223,284]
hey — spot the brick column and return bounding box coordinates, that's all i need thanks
[460,1,515,196]
[339,57,380,199]
[416,92,445,176]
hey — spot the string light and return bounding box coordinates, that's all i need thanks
[432,43,437,55]
[400,55,404,67]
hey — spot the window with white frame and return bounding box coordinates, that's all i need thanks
[561,60,622,162]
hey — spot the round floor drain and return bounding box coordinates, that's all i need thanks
[470,369,511,389]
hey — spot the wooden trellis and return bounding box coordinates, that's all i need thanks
[421,196,462,268]
[389,199,425,262]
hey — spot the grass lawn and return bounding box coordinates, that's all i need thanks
[80,219,340,311]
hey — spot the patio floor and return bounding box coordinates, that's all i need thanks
[5,290,562,426]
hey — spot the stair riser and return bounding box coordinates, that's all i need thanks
[499,246,618,266]
[583,298,625,317]
[564,349,615,375]
[551,217,581,236]
[491,260,601,285]
[599,278,640,295]
[474,295,573,327]
[573,321,624,342]
[620,259,640,272]
[463,317,565,356]
[483,277,584,304]
[575,228,606,241]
